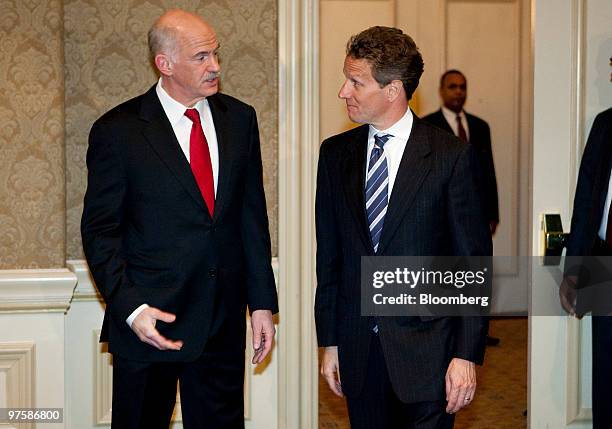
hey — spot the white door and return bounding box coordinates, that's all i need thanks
[400,0,533,315]
[530,0,612,427]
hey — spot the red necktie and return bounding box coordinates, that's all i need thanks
[185,108,215,216]
[456,114,468,143]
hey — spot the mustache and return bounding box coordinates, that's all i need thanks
[204,72,221,81]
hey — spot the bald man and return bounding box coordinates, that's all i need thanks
[81,9,277,428]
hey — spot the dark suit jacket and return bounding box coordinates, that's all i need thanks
[81,85,278,362]
[565,108,612,314]
[314,116,491,403]
[567,108,612,257]
[423,109,499,224]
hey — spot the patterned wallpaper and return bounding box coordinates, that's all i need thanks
[0,0,65,268]
[64,0,279,259]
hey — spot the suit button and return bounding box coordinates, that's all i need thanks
[208,269,217,278]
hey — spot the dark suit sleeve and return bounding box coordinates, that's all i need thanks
[314,141,341,347]
[241,108,279,314]
[478,121,499,223]
[448,144,492,364]
[566,112,610,258]
[81,120,144,323]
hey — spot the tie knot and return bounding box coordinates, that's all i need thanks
[374,133,392,149]
[185,108,201,124]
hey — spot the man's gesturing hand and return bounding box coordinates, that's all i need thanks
[445,357,476,413]
[251,309,275,364]
[559,275,582,318]
[131,306,183,351]
[321,346,344,397]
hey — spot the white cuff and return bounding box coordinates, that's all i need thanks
[126,304,150,327]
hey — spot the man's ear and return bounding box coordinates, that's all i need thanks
[387,80,403,102]
[155,54,173,77]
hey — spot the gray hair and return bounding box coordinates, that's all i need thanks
[147,23,179,61]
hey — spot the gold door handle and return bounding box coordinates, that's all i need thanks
[541,214,569,265]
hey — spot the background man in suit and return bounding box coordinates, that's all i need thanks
[423,70,499,235]
[423,71,500,348]
[81,9,277,429]
[560,58,612,428]
[315,27,491,428]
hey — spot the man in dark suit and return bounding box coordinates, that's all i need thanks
[315,27,491,428]
[561,101,612,428]
[423,70,499,235]
[81,9,277,429]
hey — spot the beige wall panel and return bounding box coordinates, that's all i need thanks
[0,0,65,269]
[65,0,279,259]
[319,0,395,140]
[446,1,519,262]
[396,0,444,116]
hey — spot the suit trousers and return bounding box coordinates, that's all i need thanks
[592,316,612,428]
[346,334,454,429]
[111,341,245,429]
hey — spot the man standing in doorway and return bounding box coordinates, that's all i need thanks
[423,70,499,236]
[315,27,491,428]
[81,9,277,428]
[560,57,612,429]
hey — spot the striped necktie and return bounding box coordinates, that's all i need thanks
[366,133,392,253]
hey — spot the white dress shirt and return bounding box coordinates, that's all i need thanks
[367,108,414,198]
[598,169,612,240]
[155,78,220,194]
[127,79,221,327]
[441,105,470,142]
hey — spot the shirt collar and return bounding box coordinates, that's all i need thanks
[156,78,206,126]
[368,108,413,142]
[441,105,466,123]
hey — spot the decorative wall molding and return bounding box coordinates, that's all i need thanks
[0,342,35,428]
[565,1,591,424]
[566,317,592,423]
[93,331,112,426]
[568,0,586,216]
[0,269,77,313]
[66,260,101,302]
[277,0,319,427]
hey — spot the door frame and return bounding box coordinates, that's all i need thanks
[277,1,320,428]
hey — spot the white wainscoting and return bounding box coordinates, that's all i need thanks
[0,268,77,429]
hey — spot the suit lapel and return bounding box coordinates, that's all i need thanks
[139,86,209,216]
[341,125,373,252]
[377,119,432,254]
[436,110,454,134]
[207,94,234,222]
